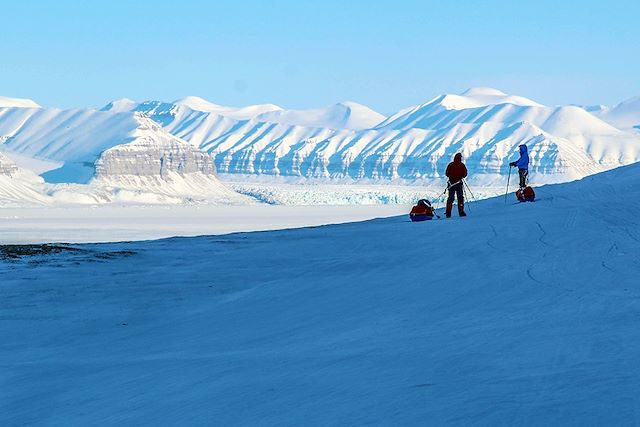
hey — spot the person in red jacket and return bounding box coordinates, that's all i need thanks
[445,153,468,218]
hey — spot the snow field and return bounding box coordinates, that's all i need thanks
[1,163,639,424]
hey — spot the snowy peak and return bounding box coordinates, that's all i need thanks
[103,96,284,120]
[439,87,543,110]
[595,95,640,131]
[574,104,607,114]
[169,96,283,119]
[101,96,383,129]
[173,96,283,118]
[172,96,224,112]
[374,88,545,130]
[0,96,41,109]
[101,98,137,113]
[460,87,508,96]
[255,101,386,130]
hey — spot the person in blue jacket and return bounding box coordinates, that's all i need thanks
[509,144,529,189]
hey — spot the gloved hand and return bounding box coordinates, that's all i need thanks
[509,161,516,167]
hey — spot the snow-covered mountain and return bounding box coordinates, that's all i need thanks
[97,89,640,186]
[371,90,640,171]
[0,106,146,183]
[92,122,249,204]
[594,96,640,132]
[2,88,640,206]
[173,88,640,184]
[104,96,284,120]
[0,96,41,109]
[252,101,386,130]
[0,105,250,204]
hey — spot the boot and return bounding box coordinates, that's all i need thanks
[445,202,453,218]
[458,202,467,217]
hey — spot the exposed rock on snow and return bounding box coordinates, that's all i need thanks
[94,119,217,178]
[91,129,251,205]
[0,152,19,176]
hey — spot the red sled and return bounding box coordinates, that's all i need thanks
[410,199,435,221]
[516,186,535,202]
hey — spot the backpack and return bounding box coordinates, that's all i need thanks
[410,199,435,221]
[516,186,535,202]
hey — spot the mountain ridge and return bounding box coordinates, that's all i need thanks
[2,87,640,205]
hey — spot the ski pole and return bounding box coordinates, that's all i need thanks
[463,179,477,203]
[461,179,477,214]
[432,185,449,219]
[505,165,512,204]
[432,201,442,220]
[463,185,471,214]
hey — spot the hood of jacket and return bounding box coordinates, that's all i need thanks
[453,153,463,163]
[519,145,528,155]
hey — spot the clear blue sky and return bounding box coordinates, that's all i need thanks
[1,0,638,114]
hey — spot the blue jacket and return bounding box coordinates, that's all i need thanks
[514,145,529,170]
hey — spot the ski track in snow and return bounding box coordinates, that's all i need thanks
[2,164,640,425]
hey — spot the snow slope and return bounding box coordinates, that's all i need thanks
[0,106,148,182]
[1,163,639,424]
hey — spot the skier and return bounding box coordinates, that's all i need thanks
[444,153,467,218]
[509,144,529,189]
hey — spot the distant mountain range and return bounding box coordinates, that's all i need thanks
[1,87,639,205]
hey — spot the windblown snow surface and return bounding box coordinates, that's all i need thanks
[2,162,639,425]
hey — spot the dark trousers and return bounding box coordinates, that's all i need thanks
[519,169,528,188]
[447,182,464,204]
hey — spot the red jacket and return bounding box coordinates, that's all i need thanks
[445,153,468,183]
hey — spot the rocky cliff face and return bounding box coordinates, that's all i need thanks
[94,137,216,178]
[94,117,216,179]
[89,118,249,204]
[0,152,19,177]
